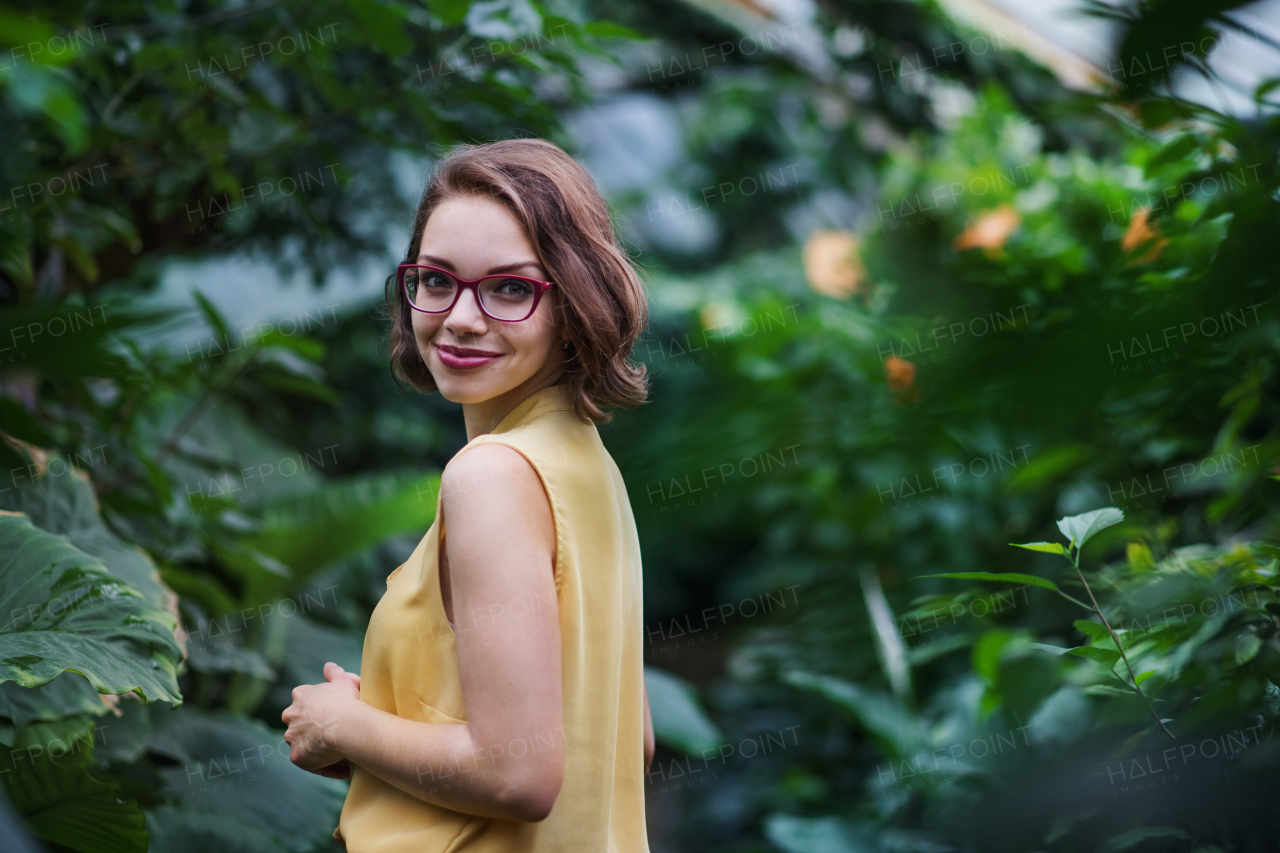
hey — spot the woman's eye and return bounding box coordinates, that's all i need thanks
[496,279,533,296]
[424,274,453,289]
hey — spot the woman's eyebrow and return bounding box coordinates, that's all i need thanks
[417,254,542,275]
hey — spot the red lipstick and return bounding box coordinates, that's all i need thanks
[435,343,502,370]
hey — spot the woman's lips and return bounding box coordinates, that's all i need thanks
[435,344,502,370]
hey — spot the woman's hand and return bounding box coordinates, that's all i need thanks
[283,662,363,779]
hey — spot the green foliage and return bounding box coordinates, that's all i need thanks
[0,0,1277,849]
[597,1,1280,847]
[146,707,346,852]
[645,666,724,755]
[0,512,182,701]
[2,743,148,853]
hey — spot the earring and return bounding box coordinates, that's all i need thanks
[562,340,570,349]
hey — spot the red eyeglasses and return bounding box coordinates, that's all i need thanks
[397,264,556,322]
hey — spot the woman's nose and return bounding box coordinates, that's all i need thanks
[443,286,488,332]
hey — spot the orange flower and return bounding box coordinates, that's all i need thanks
[1121,207,1167,264]
[884,355,916,392]
[803,229,866,299]
[953,204,1021,255]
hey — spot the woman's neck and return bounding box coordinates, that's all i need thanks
[462,367,566,441]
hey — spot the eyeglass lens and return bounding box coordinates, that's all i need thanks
[404,268,538,321]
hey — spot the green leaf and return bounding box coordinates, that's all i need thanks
[244,471,441,595]
[781,670,922,757]
[279,615,362,688]
[256,329,325,361]
[93,700,153,764]
[1073,620,1110,644]
[972,629,1015,683]
[145,806,283,853]
[0,711,95,751]
[1005,443,1092,491]
[17,452,176,612]
[347,0,413,55]
[923,571,1060,593]
[906,632,972,665]
[148,708,345,853]
[1083,684,1135,697]
[0,513,182,703]
[584,20,647,39]
[1056,507,1124,550]
[255,371,341,404]
[0,305,165,379]
[429,0,472,26]
[191,290,230,344]
[1235,633,1263,665]
[1135,669,1156,686]
[8,64,88,153]
[183,601,275,680]
[1126,541,1154,570]
[0,396,52,446]
[0,11,59,56]
[644,666,723,755]
[1144,135,1199,176]
[0,741,147,853]
[1137,99,1176,129]
[1010,541,1066,555]
[763,813,863,853]
[1256,76,1280,103]
[0,673,107,727]
[1066,646,1121,667]
[1106,826,1191,850]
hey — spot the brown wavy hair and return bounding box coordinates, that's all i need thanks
[385,138,649,424]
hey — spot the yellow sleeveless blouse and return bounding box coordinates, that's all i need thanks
[335,384,650,852]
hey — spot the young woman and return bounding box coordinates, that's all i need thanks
[281,138,655,851]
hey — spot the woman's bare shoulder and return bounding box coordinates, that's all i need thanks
[440,442,546,512]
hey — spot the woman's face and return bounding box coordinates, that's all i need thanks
[411,194,564,406]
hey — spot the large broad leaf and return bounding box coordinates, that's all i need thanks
[0,710,97,754]
[242,471,441,597]
[16,452,175,613]
[145,805,284,853]
[645,666,724,755]
[93,698,153,764]
[279,615,363,689]
[0,673,107,726]
[182,602,274,680]
[147,707,345,853]
[1056,508,1124,550]
[0,513,182,703]
[0,736,147,853]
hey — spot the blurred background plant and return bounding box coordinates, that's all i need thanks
[1,0,1278,851]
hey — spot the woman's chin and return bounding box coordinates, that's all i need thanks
[434,375,509,406]
[436,383,488,405]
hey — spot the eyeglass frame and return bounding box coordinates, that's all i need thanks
[397,263,556,323]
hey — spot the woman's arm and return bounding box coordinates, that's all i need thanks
[284,443,564,822]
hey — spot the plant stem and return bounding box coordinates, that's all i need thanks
[1070,547,1175,739]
